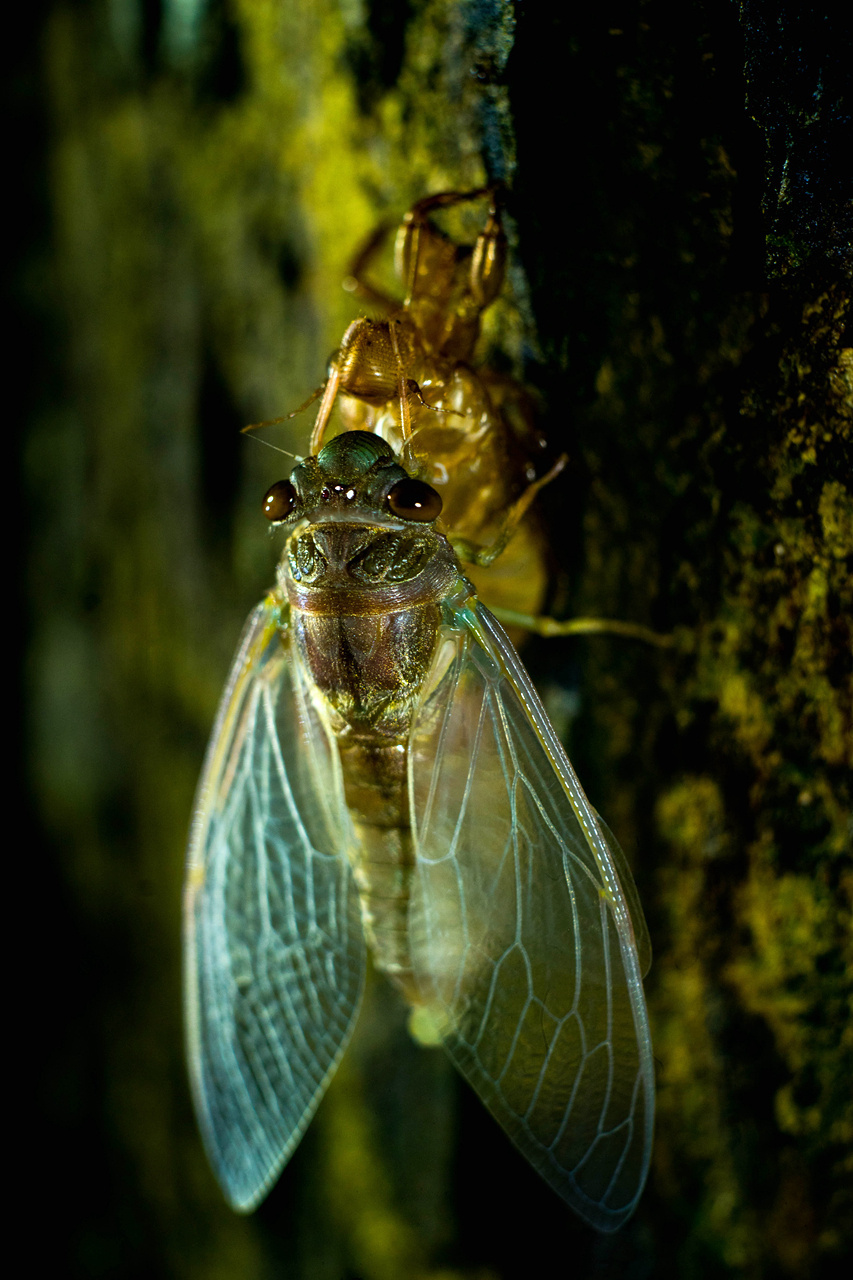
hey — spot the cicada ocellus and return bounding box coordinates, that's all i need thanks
[184,196,654,1233]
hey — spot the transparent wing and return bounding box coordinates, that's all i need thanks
[407,600,654,1232]
[184,597,365,1211]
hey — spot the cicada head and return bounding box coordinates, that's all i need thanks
[264,431,459,615]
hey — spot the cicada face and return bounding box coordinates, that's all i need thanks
[184,428,655,1233]
[272,430,456,615]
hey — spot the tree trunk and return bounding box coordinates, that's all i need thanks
[20,2,850,1277]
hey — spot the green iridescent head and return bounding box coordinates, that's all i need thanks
[315,431,395,480]
[261,430,443,527]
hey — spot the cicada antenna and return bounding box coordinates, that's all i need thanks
[241,433,300,461]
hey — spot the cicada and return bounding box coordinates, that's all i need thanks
[185,196,655,1233]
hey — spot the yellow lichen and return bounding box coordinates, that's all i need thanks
[656,776,730,862]
[818,480,853,559]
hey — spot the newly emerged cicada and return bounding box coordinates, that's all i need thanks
[184,196,655,1233]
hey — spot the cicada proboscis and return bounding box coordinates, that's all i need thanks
[184,194,655,1233]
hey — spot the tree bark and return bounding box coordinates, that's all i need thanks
[21,2,850,1276]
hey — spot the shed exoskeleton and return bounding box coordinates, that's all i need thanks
[257,189,556,625]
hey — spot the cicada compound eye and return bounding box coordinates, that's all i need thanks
[262,480,297,523]
[386,477,442,522]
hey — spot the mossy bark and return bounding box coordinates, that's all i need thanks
[22,2,850,1277]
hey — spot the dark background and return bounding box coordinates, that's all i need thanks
[14,2,851,1277]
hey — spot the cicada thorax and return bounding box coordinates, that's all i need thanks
[275,431,457,1002]
[319,193,551,625]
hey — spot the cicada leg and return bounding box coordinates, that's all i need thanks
[309,362,345,455]
[341,186,505,313]
[452,452,672,648]
[341,218,399,310]
[396,188,497,303]
[388,318,414,450]
[307,317,425,461]
[397,189,507,360]
[488,608,673,648]
[450,454,568,568]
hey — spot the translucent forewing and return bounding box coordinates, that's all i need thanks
[184,598,365,1210]
[407,601,654,1232]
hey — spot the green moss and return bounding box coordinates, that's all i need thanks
[664,281,852,1268]
[652,859,760,1270]
[320,1063,424,1280]
[818,479,853,560]
[656,776,730,863]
